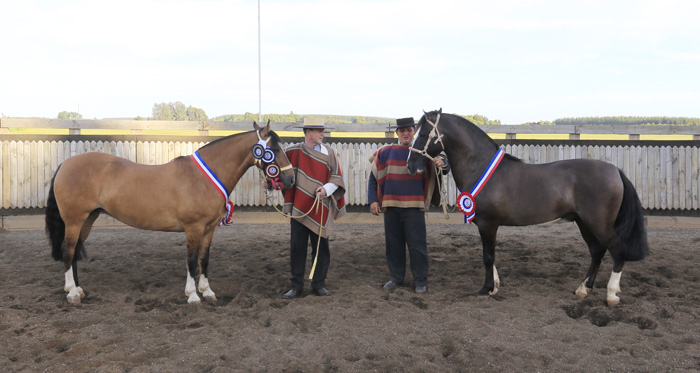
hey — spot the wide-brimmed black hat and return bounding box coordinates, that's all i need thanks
[389,117,416,130]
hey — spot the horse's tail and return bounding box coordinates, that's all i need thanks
[613,170,649,261]
[46,165,66,261]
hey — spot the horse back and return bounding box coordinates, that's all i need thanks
[482,158,623,225]
[54,153,222,231]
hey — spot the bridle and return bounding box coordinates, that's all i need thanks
[407,112,450,218]
[254,128,293,172]
[409,112,445,162]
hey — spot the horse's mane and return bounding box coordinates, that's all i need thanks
[199,128,281,151]
[421,110,522,163]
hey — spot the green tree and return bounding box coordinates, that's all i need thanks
[553,116,700,126]
[459,114,501,125]
[152,103,174,120]
[172,101,187,121]
[186,106,208,121]
[58,111,82,119]
[523,120,555,125]
[152,102,208,121]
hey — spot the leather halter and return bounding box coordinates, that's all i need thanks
[409,112,445,162]
[407,112,450,218]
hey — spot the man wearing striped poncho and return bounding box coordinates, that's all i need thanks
[281,117,346,299]
[368,117,450,294]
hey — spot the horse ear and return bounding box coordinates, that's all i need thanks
[253,121,261,130]
[438,108,442,114]
[263,120,271,135]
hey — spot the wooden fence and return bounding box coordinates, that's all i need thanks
[1,139,699,211]
[1,119,699,211]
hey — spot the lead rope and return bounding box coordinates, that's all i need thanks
[262,172,326,279]
[256,127,326,278]
[433,163,449,219]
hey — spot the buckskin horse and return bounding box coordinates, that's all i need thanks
[407,109,649,305]
[45,121,295,304]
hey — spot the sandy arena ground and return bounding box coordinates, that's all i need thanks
[1,213,699,372]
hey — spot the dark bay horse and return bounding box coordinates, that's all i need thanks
[407,109,649,305]
[45,121,295,304]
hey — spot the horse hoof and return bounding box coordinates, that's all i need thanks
[201,289,217,302]
[575,286,590,299]
[488,288,499,296]
[187,294,201,304]
[607,296,620,306]
[67,294,82,304]
[477,287,493,296]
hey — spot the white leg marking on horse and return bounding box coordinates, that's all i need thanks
[488,265,500,295]
[64,266,76,292]
[64,266,84,304]
[493,265,500,288]
[185,270,201,304]
[198,275,217,302]
[576,277,591,298]
[607,271,622,306]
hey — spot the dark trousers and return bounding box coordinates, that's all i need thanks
[289,218,330,291]
[384,207,429,287]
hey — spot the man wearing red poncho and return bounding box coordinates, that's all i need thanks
[281,117,345,299]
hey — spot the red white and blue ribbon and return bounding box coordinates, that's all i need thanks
[191,151,234,226]
[457,149,505,224]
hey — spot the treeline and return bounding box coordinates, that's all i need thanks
[213,112,502,125]
[211,112,392,124]
[458,114,501,125]
[553,116,700,126]
[152,102,208,121]
[14,103,695,127]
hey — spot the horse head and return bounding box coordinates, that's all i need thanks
[254,120,295,190]
[407,108,444,175]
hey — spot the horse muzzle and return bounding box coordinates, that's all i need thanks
[269,174,295,190]
[269,177,283,190]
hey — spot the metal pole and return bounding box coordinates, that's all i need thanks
[258,0,262,123]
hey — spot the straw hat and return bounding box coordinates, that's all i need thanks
[295,117,332,131]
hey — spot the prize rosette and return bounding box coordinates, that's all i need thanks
[262,148,276,163]
[457,191,476,224]
[265,164,280,178]
[251,143,265,160]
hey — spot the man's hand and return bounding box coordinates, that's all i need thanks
[316,186,328,199]
[432,156,446,168]
[262,179,270,189]
[370,202,381,216]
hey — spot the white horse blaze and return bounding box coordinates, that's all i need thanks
[185,270,201,304]
[198,275,217,301]
[606,271,622,305]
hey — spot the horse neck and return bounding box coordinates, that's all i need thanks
[196,132,257,192]
[441,119,502,192]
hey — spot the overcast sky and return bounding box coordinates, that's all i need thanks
[1,0,699,124]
